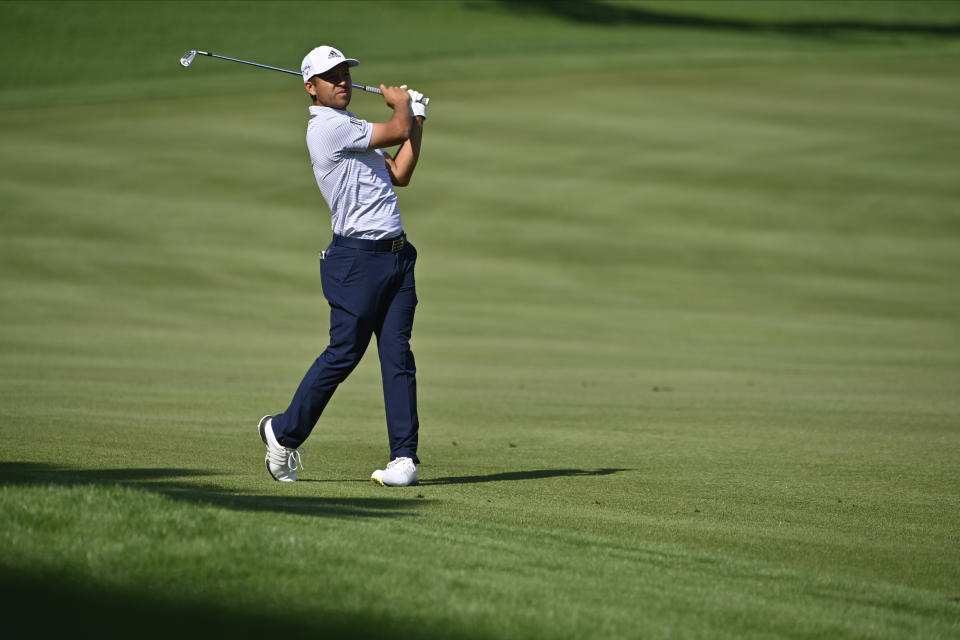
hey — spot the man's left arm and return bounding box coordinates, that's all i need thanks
[385,88,426,187]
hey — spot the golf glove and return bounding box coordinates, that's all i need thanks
[402,85,427,119]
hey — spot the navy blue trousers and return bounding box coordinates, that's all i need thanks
[271,237,420,463]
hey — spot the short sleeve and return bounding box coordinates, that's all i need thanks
[307,108,375,163]
[327,114,373,155]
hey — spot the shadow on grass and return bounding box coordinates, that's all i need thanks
[0,565,489,640]
[424,467,629,485]
[479,0,960,39]
[0,461,418,519]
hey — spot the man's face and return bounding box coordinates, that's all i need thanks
[306,62,352,109]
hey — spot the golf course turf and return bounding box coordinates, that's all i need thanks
[1,1,958,637]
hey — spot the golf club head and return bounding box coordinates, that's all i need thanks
[180,50,198,67]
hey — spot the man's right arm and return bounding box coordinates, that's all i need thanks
[369,85,412,149]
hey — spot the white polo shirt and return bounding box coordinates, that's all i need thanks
[306,105,403,240]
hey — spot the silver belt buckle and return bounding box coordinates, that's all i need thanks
[390,237,404,253]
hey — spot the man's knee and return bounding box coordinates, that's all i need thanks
[319,345,365,375]
[380,346,416,375]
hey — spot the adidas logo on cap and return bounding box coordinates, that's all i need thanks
[328,49,341,59]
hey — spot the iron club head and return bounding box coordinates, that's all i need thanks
[180,50,198,67]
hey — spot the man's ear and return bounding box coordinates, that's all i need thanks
[305,80,317,99]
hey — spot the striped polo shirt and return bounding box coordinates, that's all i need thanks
[306,105,402,240]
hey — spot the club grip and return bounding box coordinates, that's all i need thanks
[354,84,430,105]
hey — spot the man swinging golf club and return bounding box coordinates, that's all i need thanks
[259,45,427,486]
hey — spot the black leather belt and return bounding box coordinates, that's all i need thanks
[333,233,406,253]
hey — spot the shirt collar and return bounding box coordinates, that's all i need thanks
[309,105,352,117]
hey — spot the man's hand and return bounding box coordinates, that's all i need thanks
[380,84,411,111]
[369,85,413,149]
[401,85,427,120]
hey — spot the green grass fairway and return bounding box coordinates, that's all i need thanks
[2,1,959,637]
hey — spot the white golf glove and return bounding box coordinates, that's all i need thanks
[401,85,427,119]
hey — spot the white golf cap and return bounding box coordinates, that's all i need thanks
[301,45,359,82]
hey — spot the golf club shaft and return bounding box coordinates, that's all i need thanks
[189,51,429,105]
[201,51,299,76]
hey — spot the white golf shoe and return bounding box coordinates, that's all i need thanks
[258,415,303,482]
[371,457,418,487]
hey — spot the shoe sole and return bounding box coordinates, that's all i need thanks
[258,415,282,482]
[258,415,270,445]
[370,472,418,487]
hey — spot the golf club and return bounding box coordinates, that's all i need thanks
[179,50,430,105]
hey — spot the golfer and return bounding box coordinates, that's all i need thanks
[258,45,426,486]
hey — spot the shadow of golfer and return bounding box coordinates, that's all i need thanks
[0,461,420,519]
[423,467,629,485]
